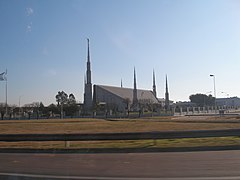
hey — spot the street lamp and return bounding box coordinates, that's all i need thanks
[210,74,216,113]
[19,95,23,120]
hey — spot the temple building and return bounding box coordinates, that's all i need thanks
[83,39,170,112]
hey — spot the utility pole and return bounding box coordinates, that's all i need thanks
[5,69,7,116]
[210,74,216,113]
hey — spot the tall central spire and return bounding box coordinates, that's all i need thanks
[153,69,157,97]
[84,38,93,111]
[86,38,91,84]
[87,39,90,62]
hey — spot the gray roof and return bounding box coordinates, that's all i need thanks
[96,85,159,104]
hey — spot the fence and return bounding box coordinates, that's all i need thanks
[173,106,240,116]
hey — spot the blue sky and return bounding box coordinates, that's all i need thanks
[1,0,240,106]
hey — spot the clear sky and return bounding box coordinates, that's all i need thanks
[1,0,240,106]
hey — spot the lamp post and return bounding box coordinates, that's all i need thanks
[210,74,216,113]
[19,95,23,120]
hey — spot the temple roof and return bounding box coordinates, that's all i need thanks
[95,84,159,104]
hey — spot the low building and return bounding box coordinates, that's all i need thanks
[216,97,240,108]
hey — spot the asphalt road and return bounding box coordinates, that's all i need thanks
[1,150,240,179]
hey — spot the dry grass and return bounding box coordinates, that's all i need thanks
[70,136,240,148]
[1,136,240,149]
[1,116,240,134]
[1,116,240,149]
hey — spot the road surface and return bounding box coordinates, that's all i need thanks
[1,150,240,179]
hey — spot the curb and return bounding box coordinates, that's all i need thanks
[0,145,240,154]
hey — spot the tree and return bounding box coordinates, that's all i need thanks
[39,102,45,112]
[47,103,59,117]
[56,91,68,118]
[8,105,17,119]
[189,93,215,107]
[55,91,78,118]
[56,91,68,106]
[23,102,40,119]
[65,93,78,117]
[38,102,48,118]
[68,93,76,103]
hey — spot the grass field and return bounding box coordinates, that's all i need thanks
[1,115,240,149]
[1,116,240,134]
[0,137,240,149]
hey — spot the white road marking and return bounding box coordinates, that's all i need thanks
[1,173,240,180]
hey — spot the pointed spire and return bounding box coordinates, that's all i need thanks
[132,67,138,110]
[165,74,168,93]
[165,74,170,110]
[153,69,157,97]
[153,69,155,85]
[134,67,137,90]
[86,38,91,84]
[87,38,90,63]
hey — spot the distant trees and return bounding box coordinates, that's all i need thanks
[0,92,79,120]
[23,102,37,119]
[189,93,215,107]
[23,102,49,119]
[47,103,59,115]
